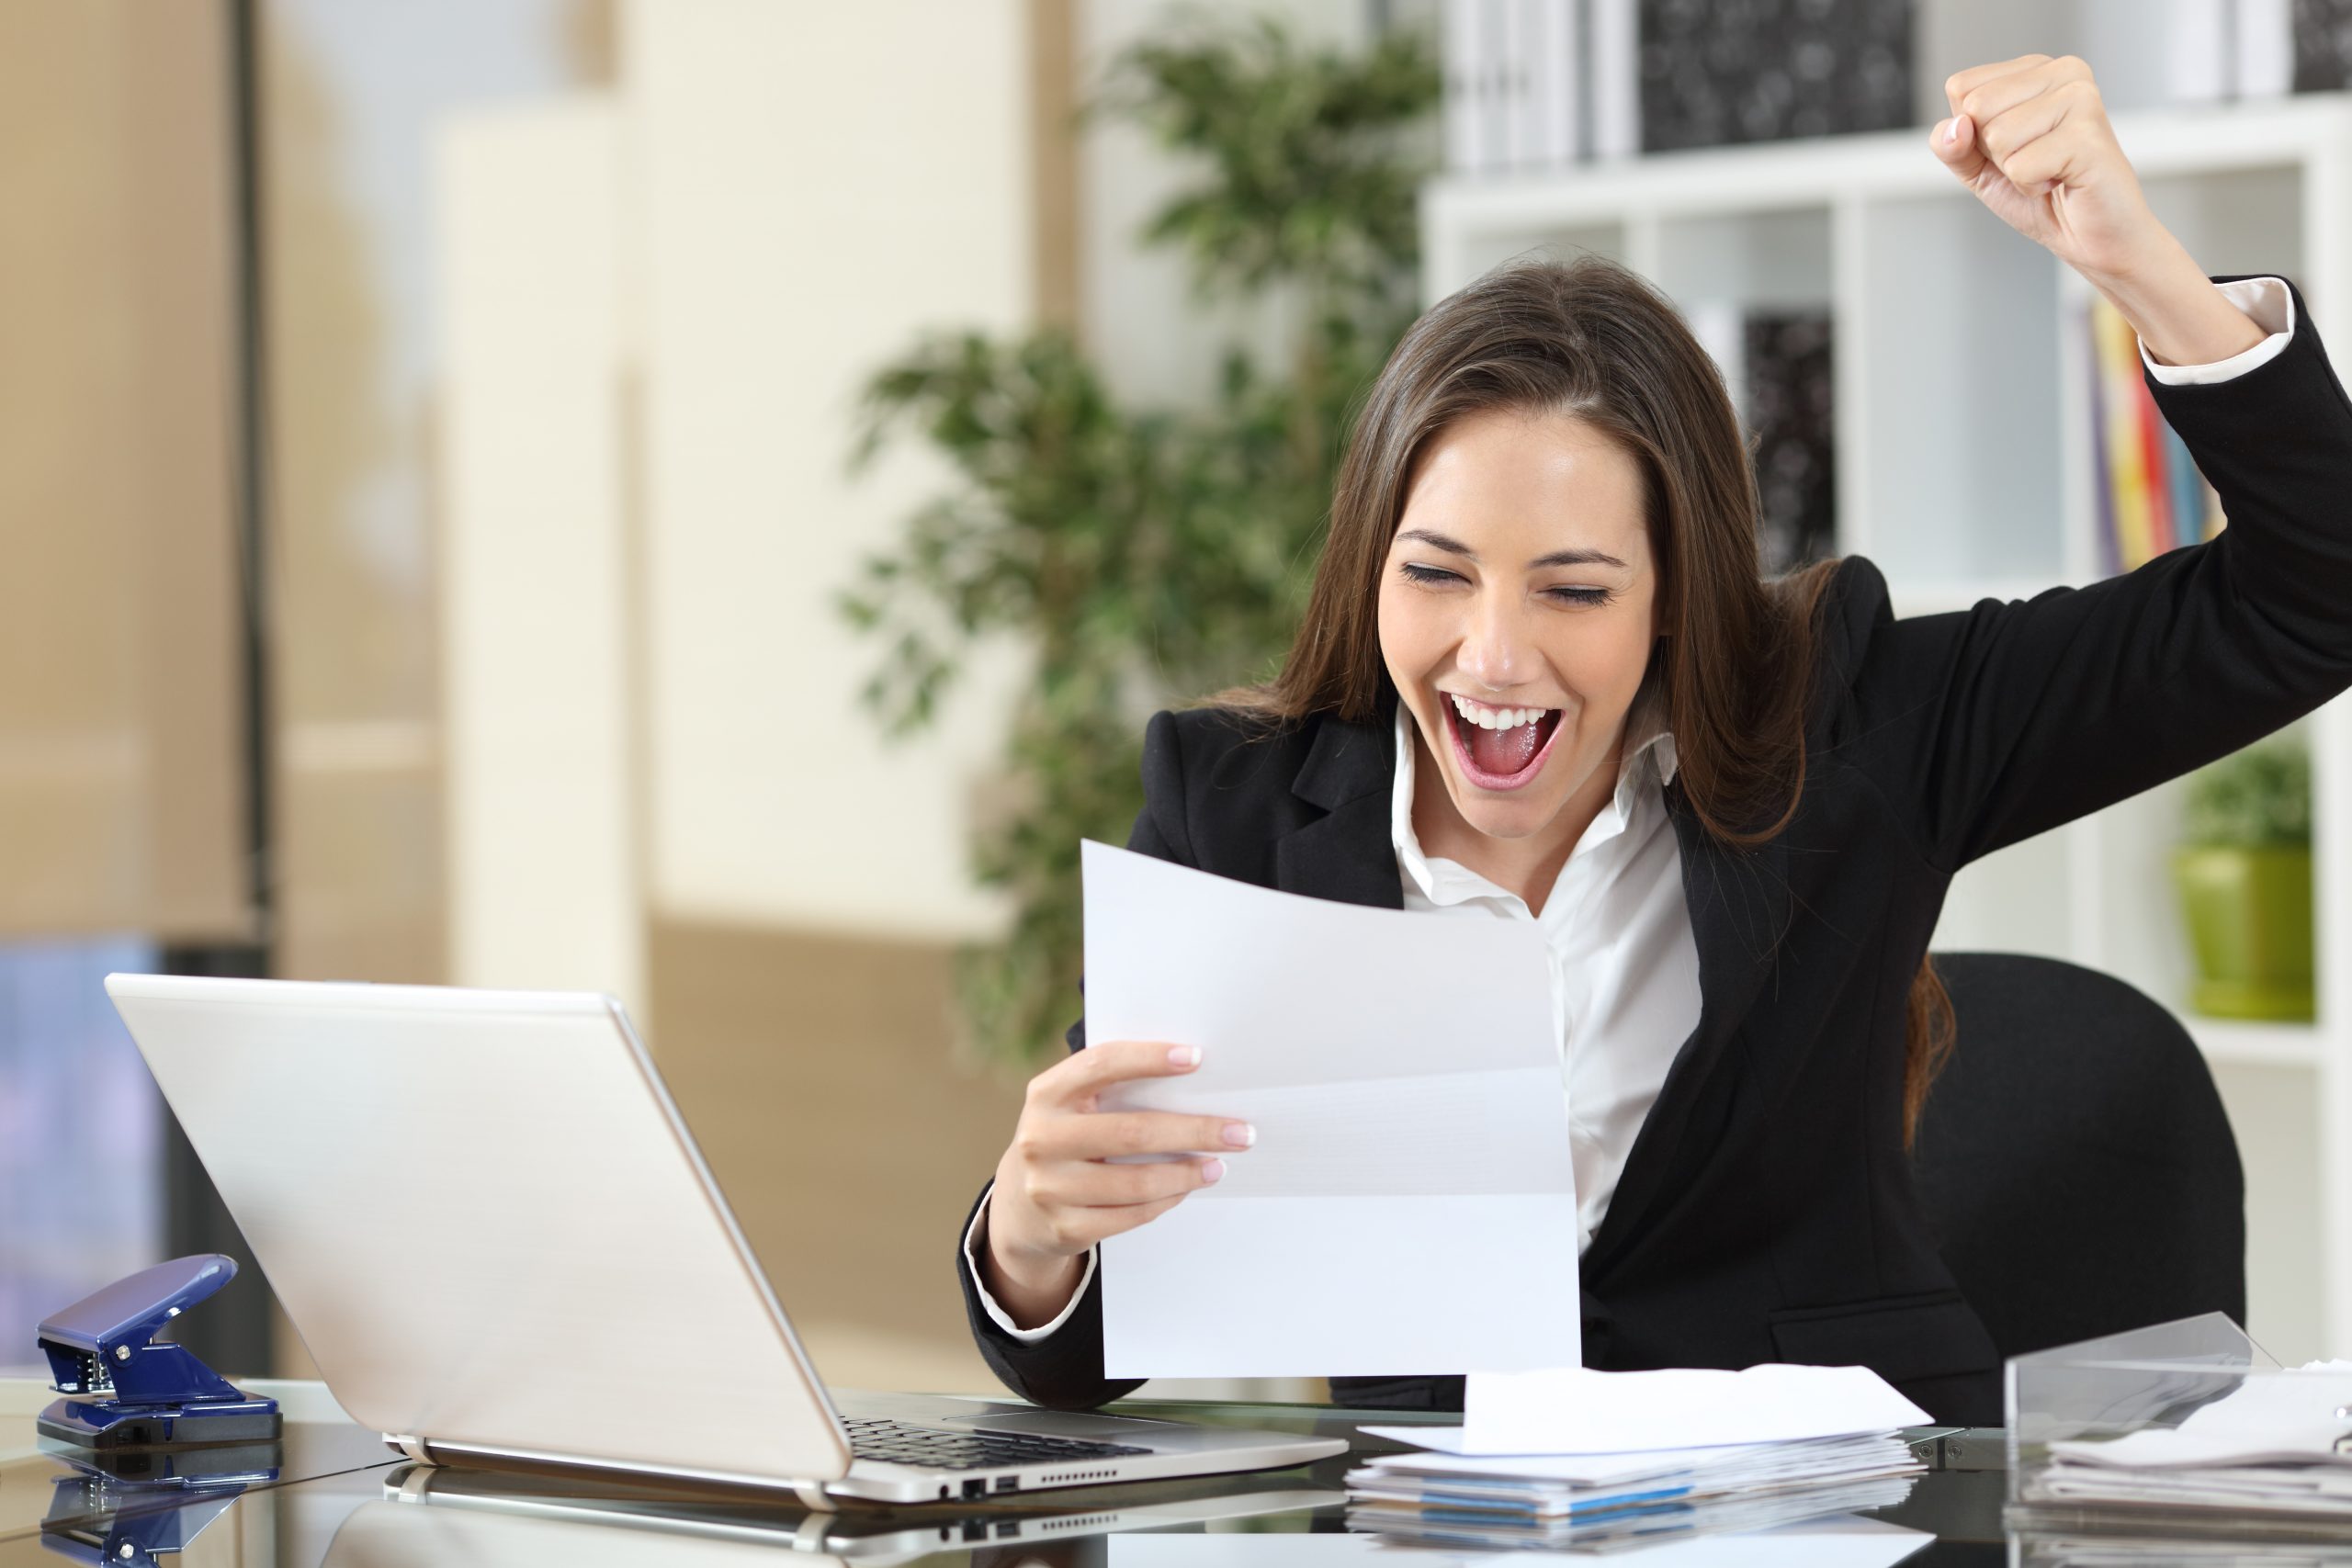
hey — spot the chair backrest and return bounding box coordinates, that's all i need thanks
[1910,952,2245,1359]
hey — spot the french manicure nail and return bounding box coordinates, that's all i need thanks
[1200,1158,1226,1184]
[1222,1122,1257,1148]
[1169,1044,1200,1067]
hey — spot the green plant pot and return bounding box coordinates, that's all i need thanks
[2171,844,2315,1021]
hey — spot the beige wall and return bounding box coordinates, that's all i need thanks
[628,0,1033,943]
[434,97,644,1007]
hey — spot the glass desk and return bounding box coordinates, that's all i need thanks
[0,1378,2081,1567]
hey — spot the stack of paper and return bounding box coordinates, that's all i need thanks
[2029,1359,2352,1526]
[1345,1364,1931,1553]
[1347,1438,1926,1552]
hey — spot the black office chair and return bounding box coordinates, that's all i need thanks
[1910,951,2246,1359]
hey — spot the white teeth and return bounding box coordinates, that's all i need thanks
[1449,694,1552,731]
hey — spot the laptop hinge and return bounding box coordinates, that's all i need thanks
[382,1429,835,1508]
[384,1433,437,1465]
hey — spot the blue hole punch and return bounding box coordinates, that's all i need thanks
[37,1256,281,1450]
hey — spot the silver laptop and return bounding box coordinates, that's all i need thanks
[104,974,1346,1505]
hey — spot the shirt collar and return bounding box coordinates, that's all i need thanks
[1391,669,1677,906]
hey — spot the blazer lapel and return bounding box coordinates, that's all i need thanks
[1272,713,1406,912]
[1583,776,1794,1275]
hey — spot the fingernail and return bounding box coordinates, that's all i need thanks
[1200,1158,1225,1184]
[1222,1122,1256,1148]
[1169,1044,1200,1067]
[1945,116,1962,146]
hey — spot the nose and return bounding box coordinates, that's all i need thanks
[1456,584,1538,693]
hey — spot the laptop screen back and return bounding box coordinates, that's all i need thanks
[105,974,848,1486]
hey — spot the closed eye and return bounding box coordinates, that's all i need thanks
[1398,563,1614,607]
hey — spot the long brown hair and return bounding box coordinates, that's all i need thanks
[1221,254,1954,1145]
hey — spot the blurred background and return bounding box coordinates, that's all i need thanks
[6,0,2352,1405]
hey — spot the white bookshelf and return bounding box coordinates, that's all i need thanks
[1420,94,2352,1360]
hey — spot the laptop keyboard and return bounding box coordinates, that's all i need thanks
[842,1416,1152,1472]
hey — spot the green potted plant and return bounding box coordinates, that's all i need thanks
[2173,737,2313,1021]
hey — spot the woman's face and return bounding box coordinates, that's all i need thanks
[1377,407,1662,848]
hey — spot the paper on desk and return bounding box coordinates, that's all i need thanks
[1355,1433,1906,1487]
[1362,1363,1933,1455]
[1082,840,1578,1379]
[2049,1359,2352,1469]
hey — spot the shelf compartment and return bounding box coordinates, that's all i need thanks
[1650,207,1832,310]
[1844,191,2064,584]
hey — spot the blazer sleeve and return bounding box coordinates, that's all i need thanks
[955,710,1197,1409]
[1835,275,2352,872]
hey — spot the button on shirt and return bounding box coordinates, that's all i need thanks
[1395,675,1696,1256]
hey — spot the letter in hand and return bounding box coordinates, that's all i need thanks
[980,1038,1255,1332]
[1930,54,2165,288]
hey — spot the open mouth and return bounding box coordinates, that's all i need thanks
[1442,693,1566,792]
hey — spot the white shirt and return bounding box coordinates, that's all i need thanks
[1393,671,1694,1256]
[966,276,2297,1343]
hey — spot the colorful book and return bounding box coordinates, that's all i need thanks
[2086,294,2228,572]
[2134,360,2178,557]
[2093,297,2157,570]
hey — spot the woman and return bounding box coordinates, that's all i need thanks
[956,55,2349,1426]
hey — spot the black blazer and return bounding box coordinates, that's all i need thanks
[956,276,2352,1426]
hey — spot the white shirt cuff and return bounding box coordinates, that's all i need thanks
[2142,276,2295,385]
[964,1186,1098,1343]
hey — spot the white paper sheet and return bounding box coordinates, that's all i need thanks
[1362,1363,1932,1455]
[2048,1359,2352,1469]
[1082,840,1578,1379]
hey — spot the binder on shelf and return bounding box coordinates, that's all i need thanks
[1633,0,1909,152]
[1478,0,1512,172]
[1522,0,1579,168]
[1442,0,1486,174]
[1499,0,1534,169]
[1589,0,1638,159]
[1443,1,1589,175]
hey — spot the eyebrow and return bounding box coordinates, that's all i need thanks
[1395,527,1630,572]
